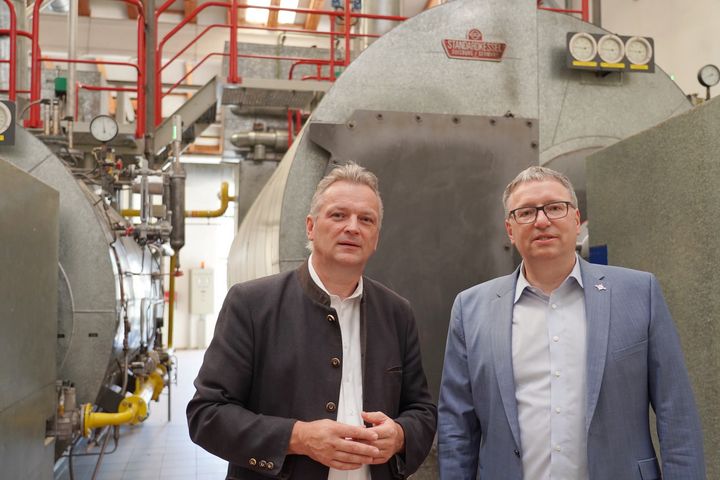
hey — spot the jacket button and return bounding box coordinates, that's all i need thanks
[249,458,257,466]
[259,460,267,468]
[514,449,520,457]
[267,461,274,469]
[331,357,341,368]
[327,314,336,322]
[326,401,337,412]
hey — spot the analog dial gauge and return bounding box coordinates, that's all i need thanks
[569,32,597,62]
[90,114,119,143]
[625,36,652,65]
[0,102,12,134]
[698,64,720,88]
[597,34,625,64]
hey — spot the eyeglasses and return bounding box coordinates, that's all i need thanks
[509,201,575,224]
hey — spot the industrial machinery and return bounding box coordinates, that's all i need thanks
[229,0,690,402]
[0,107,186,477]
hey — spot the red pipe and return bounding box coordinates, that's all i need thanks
[41,57,141,73]
[289,59,329,80]
[76,82,137,120]
[136,16,145,137]
[582,0,589,22]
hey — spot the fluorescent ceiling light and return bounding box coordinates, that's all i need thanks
[246,0,271,24]
[279,0,299,24]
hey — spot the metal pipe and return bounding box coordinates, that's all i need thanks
[229,130,289,150]
[229,0,238,83]
[168,254,177,349]
[186,182,236,218]
[27,0,43,127]
[81,367,167,436]
[169,115,186,253]
[67,0,78,120]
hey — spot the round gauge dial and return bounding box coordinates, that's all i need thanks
[0,102,12,134]
[597,34,625,64]
[569,32,597,62]
[625,36,652,65]
[89,114,119,143]
[698,64,720,88]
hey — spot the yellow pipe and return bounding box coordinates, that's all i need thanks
[82,368,168,437]
[168,254,177,349]
[120,182,235,218]
[186,182,235,218]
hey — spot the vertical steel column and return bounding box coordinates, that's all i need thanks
[67,0,78,119]
[145,0,156,149]
[343,0,350,66]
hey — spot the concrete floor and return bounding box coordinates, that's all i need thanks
[56,349,228,480]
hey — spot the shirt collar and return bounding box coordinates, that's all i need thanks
[307,254,364,301]
[514,254,584,303]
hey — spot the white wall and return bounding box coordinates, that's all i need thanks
[601,0,720,98]
[165,162,237,350]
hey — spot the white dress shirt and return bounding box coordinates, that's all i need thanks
[512,256,588,480]
[308,256,370,480]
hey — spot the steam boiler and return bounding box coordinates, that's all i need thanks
[228,0,690,406]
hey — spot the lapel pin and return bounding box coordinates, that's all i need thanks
[594,283,606,291]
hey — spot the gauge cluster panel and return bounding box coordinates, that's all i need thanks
[566,32,655,73]
[0,100,15,146]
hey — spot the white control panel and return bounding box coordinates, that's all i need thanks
[190,268,214,315]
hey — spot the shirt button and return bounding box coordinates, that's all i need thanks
[555,407,561,414]
[554,445,562,452]
[327,314,336,322]
[554,370,561,377]
[259,460,267,468]
[326,401,337,412]
[267,461,274,469]
[551,304,557,309]
[553,336,559,342]
[249,458,257,466]
[514,449,520,457]
[331,357,341,368]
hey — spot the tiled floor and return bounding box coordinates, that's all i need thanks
[57,349,228,480]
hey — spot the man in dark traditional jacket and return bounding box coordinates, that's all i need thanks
[188,162,437,480]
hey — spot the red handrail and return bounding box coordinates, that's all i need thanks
[2,0,17,100]
[75,82,138,121]
[538,0,590,22]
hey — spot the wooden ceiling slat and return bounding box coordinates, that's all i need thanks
[184,0,198,24]
[78,0,90,16]
[303,0,324,30]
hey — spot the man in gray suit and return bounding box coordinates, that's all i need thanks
[438,166,705,479]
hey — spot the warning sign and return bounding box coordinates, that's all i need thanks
[442,29,507,62]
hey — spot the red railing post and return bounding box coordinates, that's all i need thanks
[329,10,336,80]
[343,0,351,67]
[582,0,590,22]
[228,0,239,83]
[26,0,43,127]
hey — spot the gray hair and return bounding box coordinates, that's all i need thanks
[306,162,384,250]
[502,166,578,216]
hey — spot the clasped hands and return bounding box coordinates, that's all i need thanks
[288,411,405,470]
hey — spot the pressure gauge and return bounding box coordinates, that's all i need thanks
[89,114,118,143]
[698,64,720,88]
[625,36,653,66]
[0,102,12,134]
[597,34,625,64]
[568,32,597,62]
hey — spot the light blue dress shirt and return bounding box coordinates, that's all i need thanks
[512,257,588,480]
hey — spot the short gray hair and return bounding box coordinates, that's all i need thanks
[308,162,384,224]
[306,162,383,251]
[502,166,578,216]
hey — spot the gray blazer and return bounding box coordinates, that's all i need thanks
[438,259,705,480]
[187,261,437,479]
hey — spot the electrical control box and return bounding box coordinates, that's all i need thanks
[189,268,214,315]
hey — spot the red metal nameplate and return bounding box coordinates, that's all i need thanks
[442,29,507,62]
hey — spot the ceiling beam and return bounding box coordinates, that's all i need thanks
[78,0,91,16]
[184,0,198,24]
[268,0,281,27]
[303,0,324,30]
